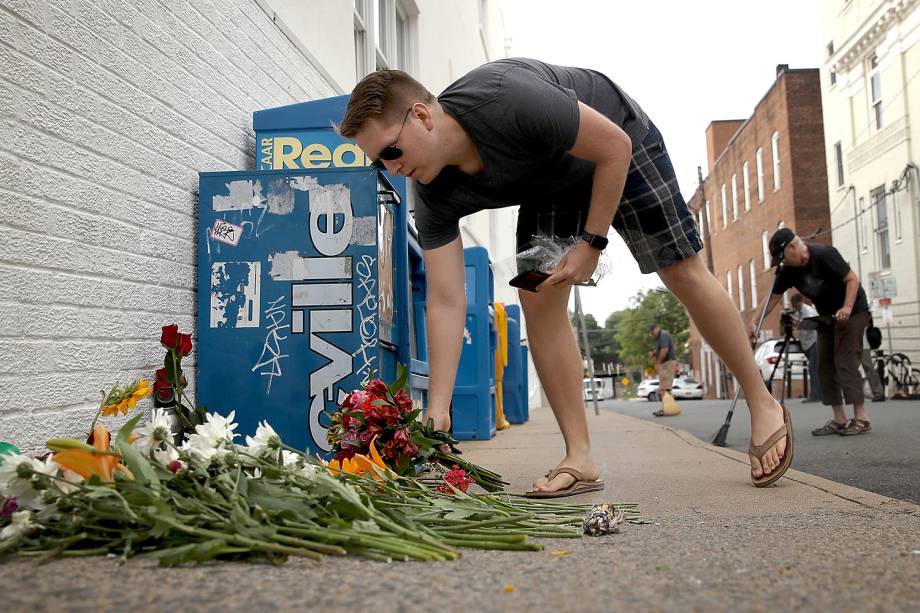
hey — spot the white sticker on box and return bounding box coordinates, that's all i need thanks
[211,219,243,246]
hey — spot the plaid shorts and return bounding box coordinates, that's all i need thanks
[516,122,702,274]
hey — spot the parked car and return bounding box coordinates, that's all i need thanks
[671,376,704,400]
[636,376,703,401]
[583,377,615,401]
[753,338,808,383]
[637,378,660,401]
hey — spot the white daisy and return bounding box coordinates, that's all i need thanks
[245,421,282,458]
[135,409,176,454]
[0,510,36,540]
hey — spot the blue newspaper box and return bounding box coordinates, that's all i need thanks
[520,344,530,423]
[252,95,430,412]
[197,166,412,455]
[502,304,527,424]
[451,246,497,440]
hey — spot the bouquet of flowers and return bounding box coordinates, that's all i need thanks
[326,366,507,492]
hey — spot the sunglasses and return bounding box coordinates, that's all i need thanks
[370,107,412,170]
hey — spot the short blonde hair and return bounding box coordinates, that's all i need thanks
[340,70,435,137]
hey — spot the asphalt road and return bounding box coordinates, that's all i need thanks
[599,396,920,504]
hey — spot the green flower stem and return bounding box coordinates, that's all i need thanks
[158,516,322,561]
[439,539,543,551]
[434,532,527,544]
[271,534,347,556]
[430,513,532,532]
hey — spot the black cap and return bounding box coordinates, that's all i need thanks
[769,228,796,267]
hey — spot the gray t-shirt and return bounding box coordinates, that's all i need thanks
[794,302,818,351]
[414,58,650,250]
[655,330,676,362]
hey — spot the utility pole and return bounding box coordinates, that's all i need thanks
[573,286,599,416]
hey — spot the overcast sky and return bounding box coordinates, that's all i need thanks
[501,0,822,322]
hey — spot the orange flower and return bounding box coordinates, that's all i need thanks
[53,426,132,482]
[326,439,389,480]
[100,379,154,417]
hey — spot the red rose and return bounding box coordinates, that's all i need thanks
[366,379,388,396]
[176,333,193,356]
[394,389,413,413]
[161,324,179,349]
[393,427,411,447]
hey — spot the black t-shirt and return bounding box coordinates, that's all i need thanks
[414,58,650,249]
[773,243,868,316]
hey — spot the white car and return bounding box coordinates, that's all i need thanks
[753,338,808,382]
[637,376,704,401]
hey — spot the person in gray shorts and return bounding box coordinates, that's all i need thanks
[341,58,792,495]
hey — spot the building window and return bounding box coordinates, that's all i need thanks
[731,173,739,221]
[827,41,837,86]
[697,211,705,242]
[705,200,712,235]
[395,3,408,70]
[873,186,890,270]
[354,0,370,80]
[749,259,758,309]
[738,265,746,311]
[894,185,903,242]
[756,148,765,202]
[373,0,411,71]
[742,161,751,211]
[721,184,728,228]
[869,54,883,130]
[834,142,845,188]
[762,231,770,270]
[727,271,733,304]
[859,197,868,253]
[771,132,781,191]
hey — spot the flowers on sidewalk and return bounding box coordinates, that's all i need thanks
[327,366,507,491]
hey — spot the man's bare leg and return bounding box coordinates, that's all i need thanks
[519,282,599,493]
[658,254,787,478]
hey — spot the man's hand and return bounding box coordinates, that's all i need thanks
[748,319,759,341]
[423,409,451,433]
[835,305,852,322]
[544,241,601,289]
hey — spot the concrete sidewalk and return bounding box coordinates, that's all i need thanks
[2,406,918,612]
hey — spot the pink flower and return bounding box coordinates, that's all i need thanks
[167,460,184,474]
[1,497,19,516]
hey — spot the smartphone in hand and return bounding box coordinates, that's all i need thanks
[509,270,550,292]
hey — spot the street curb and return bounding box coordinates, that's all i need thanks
[641,415,920,513]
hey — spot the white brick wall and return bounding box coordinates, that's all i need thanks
[0,0,337,451]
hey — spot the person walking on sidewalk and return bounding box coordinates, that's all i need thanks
[790,294,821,403]
[754,229,872,437]
[340,59,792,495]
[649,324,681,416]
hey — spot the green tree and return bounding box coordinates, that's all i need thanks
[569,312,618,370]
[613,288,689,371]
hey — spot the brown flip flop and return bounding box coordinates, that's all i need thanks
[525,467,605,499]
[750,403,794,487]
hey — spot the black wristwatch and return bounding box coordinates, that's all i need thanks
[580,231,609,251]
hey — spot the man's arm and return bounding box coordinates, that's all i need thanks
[836,271,860,321]
[421,236,467,427]
[544,101,633,288]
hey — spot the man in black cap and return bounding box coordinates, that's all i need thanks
[751,229,872,436]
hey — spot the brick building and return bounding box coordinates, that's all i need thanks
[687,66,831,399]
